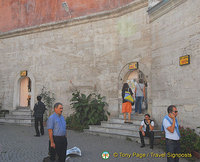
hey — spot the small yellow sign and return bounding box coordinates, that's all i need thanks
[20,70,27,77]
[129,62,138,70]
[180,55,190,66]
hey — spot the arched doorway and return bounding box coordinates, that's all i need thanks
[118,62,149,115]
[126,70,148,110]
[13,71,35,110]
[19,77,31,107]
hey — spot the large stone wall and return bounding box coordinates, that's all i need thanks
[0,0,150,117]
[150,0,200,129]
[1,0,199,131]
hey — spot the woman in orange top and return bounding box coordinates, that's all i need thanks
[122,83,133,123]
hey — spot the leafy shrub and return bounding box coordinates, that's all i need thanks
[39,86,55,118]
[66,90,110,131]
[66,114,85,131]
[179,126,199,153]
[194,137,200,152]
[160,135,166,151]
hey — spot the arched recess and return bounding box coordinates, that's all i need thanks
[13,71,35,110]
[117,61,151,116]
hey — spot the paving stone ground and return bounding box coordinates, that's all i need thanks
[0,124,192,162]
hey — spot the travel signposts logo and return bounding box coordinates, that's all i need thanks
[102,151,110,159]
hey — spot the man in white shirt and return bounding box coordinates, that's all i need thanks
[162,105,180,162]
[139,114,154,149]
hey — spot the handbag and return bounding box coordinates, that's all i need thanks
[124,88,134,103]
[142,99,146,109]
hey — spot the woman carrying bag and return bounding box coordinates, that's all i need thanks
[122,83,134,123]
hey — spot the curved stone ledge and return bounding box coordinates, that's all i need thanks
[148,0,187,22]
[0,0,148,39]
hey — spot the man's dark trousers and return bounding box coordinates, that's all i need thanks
[139,131,154,148]
[166,138,180,162]
[35,117,44,136]
[49,136,67,162]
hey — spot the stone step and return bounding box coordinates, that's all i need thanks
[85,114,162,145]
[84,129,161,145]
[109,118,142,125]
[5,114,34,119]
[85,128,139,138]
[101,121,140,130]
[16,106,30,110]
[11,110,32,116]
[0,108,34,126]
[0,118,34,126]
[89,125,139,136]
[119,113,145,120]
[101,121,161,131]
[89,123,162,135]
[118,114,159,127]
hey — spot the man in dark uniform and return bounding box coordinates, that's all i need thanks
[33,96,46,137]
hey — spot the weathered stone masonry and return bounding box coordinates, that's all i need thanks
[0,0,200,131]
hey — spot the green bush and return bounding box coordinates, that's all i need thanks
[66,90,110,131]
[179,126,199,153]
[66,114,85,131]
[39,86,56,119]
[194,137,200,152]
[160,126,200,153]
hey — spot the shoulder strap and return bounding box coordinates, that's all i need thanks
[138,83,143,92]
[161,115,180,137]
[161,115,168,131]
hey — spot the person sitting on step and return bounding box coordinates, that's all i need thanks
[139,113,154,149]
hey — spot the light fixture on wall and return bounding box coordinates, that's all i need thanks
[62,2,72,18]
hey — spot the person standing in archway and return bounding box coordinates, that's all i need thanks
[122,83,133,123]
[135,79,145,114]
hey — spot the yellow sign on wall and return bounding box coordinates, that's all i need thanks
[129,62,138,70]
[20,70,27,77]
[180,55,190,66]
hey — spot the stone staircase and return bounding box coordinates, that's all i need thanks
[0,106,34,126]
[85,113,162,145]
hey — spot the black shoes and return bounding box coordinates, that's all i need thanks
[140,145,153,149]
[140,145,145,148]
[34,134,40,137]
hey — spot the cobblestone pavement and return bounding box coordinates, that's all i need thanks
[0,124,191,162]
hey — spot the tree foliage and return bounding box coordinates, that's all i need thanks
[39,86,55,117]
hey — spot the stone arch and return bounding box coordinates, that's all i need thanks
[117,61,151,115]
[13,71,35,110]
